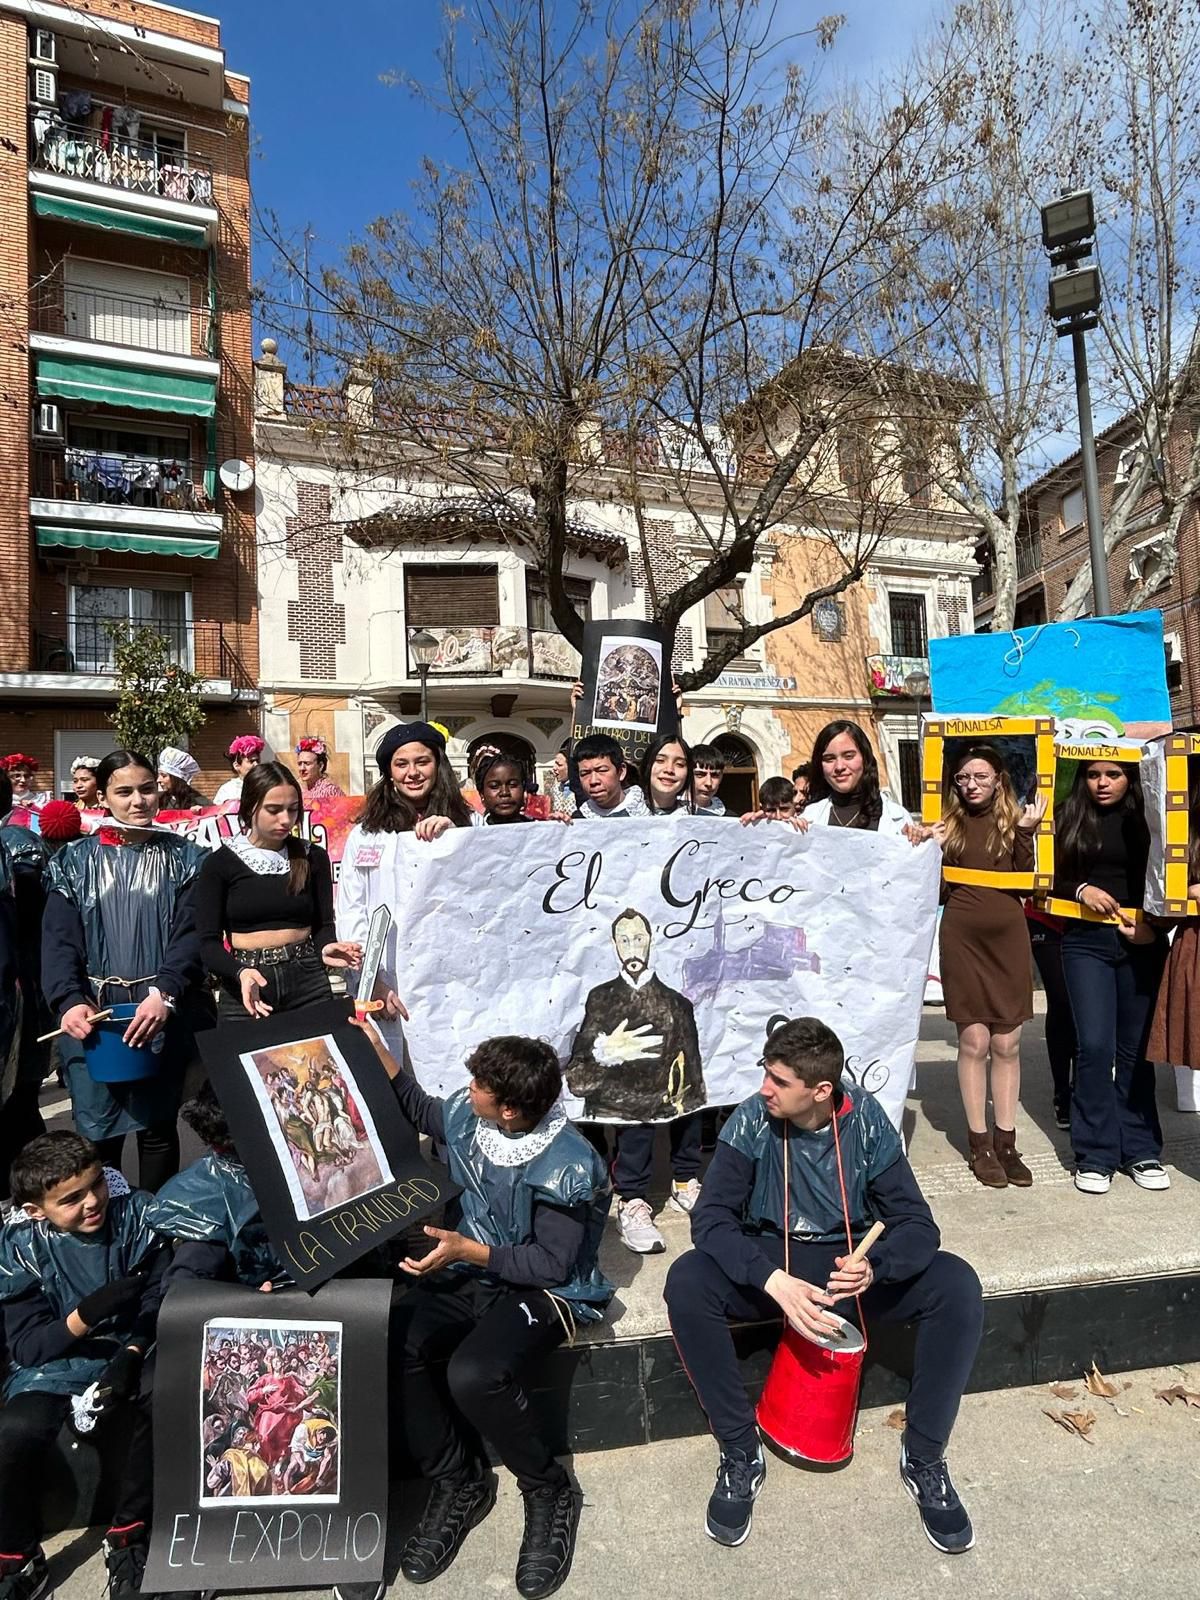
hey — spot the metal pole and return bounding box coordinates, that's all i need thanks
[418,664,429,723]
[1072,326,1111,616]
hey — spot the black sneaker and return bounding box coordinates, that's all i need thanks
[1053,1100,1070,1131]
[515,1479,582,1599]
[103,1527,147,1599]
[899,1438,975,1553]
[332,1585,384,1600]
[704,1443,766,1547]
[0,1550,52,1600]
[400,1472,496,1583]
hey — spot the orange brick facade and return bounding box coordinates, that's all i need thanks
[0,1,259,797]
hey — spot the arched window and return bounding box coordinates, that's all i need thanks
[712,733,759,816]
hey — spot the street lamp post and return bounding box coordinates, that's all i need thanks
[408,628,439,722]
[1040,189,1111,616]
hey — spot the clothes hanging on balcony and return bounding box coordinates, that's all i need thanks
[100,104,113,151]
[59,89,93,127]
[31,108,53,149]
[110,106,141,144]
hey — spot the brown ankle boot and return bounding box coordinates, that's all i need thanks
[967,1129,1008,1187]
[993,1126,1033,1187]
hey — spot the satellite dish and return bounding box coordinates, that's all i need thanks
[219,459,255,493]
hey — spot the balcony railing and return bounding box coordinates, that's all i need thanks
[866,653,931,698]
[34,614,252,690]
[973,535,1044,606]
[407,624,582,680]
[33,447,214,513]
[31,121,215,207]
[1017,533,1043,579]
[32,278,217,360]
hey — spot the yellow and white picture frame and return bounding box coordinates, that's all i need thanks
[921,715,1056,891]
[1037,740,1148,924]
[1142,733,1198,916]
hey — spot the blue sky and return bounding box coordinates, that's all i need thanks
[221,0,943,295]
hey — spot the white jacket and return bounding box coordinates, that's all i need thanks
[803,790,915,836]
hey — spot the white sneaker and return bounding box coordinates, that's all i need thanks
[616,1197,666,1254]
[668,1178,702,1215]
[1124,1160,1170,1191]
[1074,1169,1112,1194]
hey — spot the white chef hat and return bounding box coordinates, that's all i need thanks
[158,745,200,784]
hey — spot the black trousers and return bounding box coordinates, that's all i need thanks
[1028,920,1075,1106]
[0,1371,154,1554]
[587,1113,703,1200]
[665,1240,983,1458]
[1061,923,1166,1172]
[390,1275,567,1493]
[216,948,334,1023]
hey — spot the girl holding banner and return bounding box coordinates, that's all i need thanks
[934,746,1044,1188]
[1053,760,1168,1194]
[194,762,360,1022]
[803,722,924,841]
[338,722,472,1020]
[641,734,697,817]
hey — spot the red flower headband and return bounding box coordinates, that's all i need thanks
[2,753,38,772]
[297,737,327,757]
[229,735,265,759]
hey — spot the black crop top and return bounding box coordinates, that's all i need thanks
[194,843,336,982]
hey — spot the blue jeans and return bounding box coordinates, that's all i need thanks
[1061,923,1165,1172]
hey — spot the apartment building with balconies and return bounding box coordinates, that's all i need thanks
[0,0,257,794]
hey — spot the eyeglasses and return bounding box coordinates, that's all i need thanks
[953,773,996,789]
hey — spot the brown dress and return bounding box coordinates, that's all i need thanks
[939,809,1034,1030]
[1146,920,1200,1068]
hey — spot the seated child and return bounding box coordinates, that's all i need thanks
[370,1026,612,1599]
[146,1084,282,1290]
[665,1018,984,1554]
[0,1132,186,1600]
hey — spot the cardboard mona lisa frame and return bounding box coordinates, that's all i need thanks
[1035,740,1148,924]
[142,1277,391,1595]
[921,715,1056,890]
[1141,733,1200,916]
[570,618,678,776]
[199,998,453,1289]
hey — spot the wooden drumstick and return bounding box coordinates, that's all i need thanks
[845,1219,885,1266]
[37,1008,114,1043]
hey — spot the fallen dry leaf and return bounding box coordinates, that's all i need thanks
[1154,1385,1200,1408]
[1043,1408,1096,1442]
[1049,1383,1079,1400]
[1084,1363,1119,1399]
[1122,1382,1133,1392]
[884,1409,906,1430]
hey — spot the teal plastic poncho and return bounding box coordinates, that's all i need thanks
[720,1083,902,1243]
[146,1153,282,1287]
[0,1188,161,1399]
[441,1090,614,1321]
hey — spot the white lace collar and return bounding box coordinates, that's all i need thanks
[474,1102,568,1167]
[223,830,290,875]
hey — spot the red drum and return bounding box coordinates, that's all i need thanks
[755,1316,865,1467]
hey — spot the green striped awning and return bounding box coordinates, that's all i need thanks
[32,192,208,248]
[35,525,219,560]
[35,356,216,418]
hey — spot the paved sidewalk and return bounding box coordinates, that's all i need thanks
[46,1360,1200,1599]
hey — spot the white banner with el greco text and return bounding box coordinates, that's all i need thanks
[376,818,941,1129]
